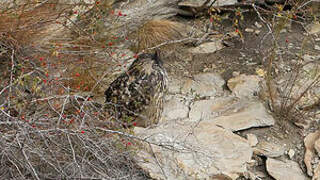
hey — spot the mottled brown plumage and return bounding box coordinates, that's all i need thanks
[105,51,167,127]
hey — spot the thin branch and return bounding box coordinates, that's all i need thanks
[148,143,167,180]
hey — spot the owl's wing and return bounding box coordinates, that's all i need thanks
[104,60,152,117]
[104,57,166,124]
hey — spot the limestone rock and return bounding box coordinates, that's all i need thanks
[254,140,285,158]
[178,0,237,16]
[314,163,320,180]
[247,134,258,147]
[288,149,295,159]
[266,158,308,180]
[189,41,224,54]
[189,97,275,131]
[162,97,189,120]
[247,170,268,180]
[245,28,255,33]
[227,74,262,98]
[134,121,253,180]
[178,0,237,7]
[307,22,320,34]
[167,77,184,94]
[172,73,225,97]
[304,131,320,176]
[255,22,262,29]
[315,138,320,155]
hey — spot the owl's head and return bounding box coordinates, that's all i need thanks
[137,49,163,66]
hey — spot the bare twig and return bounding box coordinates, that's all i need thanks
[57,94,70,126]
[148,143,167,180]
[17,138,40,180]
[8,49,15,113]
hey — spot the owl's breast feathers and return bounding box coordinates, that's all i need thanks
[105,52,167,126]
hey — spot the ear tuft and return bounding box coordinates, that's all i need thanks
[154,49,161,63]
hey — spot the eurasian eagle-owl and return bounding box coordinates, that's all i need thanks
[105,50,167,128]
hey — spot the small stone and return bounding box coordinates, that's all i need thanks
[227,74,262,98]
[315,38,320,42]
[255,170,267,178]
[255,30,261,35]
[247,159,257,166]
[256,68,266,77]
[315,45,320,51]
[203,67,209,72]
[280,28,287,33]
[245,28,255,33]
[189,40,224,54]
[288,149,295,159]
[255,22,262,28]
[314,163,320,180]
[254,140,285,157]
[232,71,240,77]
[303,54,315,62]
[247,134,258,147]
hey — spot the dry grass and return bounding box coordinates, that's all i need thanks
[0,0,72,45]
[0,1,149,179]
[131,19,188,52]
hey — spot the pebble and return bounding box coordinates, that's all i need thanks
[288,149,295,159]
[288,43,294,49]
[247,134,258,147]
[280,29,287,33]
[232,71,240,77]
[245,28,255,33]
[255,22,262,29]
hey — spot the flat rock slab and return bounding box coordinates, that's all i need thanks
[189,41,224,54]
[227,74,262,98]
[307,22,320,34]
[254,140,286,158]
[247,134,258,147]
[266,158,308,180]
[162,97,189,120]
[189,97,275,131]
[304,130,320,177]
[179,0,237,7]
[134,121,253,180]
[168,73,225,97]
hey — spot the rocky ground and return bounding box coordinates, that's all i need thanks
[129,10,320,180]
